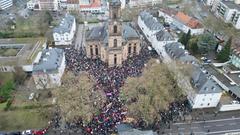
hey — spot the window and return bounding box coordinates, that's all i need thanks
[114,25,117,33]
[128,44,131,54]
[114,39,117,47]
[128,46,131,54]
[204,87,208,91]
[95,45,98,56]
[133,44,137,54]
[114,54,117,65]
[90,45,93,56]
[113,13,117,19]
[207,103,210,106]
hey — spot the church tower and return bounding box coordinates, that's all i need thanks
[107,0,123,66]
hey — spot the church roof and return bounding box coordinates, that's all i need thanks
[86,22,139,45]
[123,23,139,40]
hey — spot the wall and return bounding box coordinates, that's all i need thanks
[191,93,222,109]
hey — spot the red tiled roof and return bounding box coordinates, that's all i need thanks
[67,0,79,4]
[80,0,101,8]
[175,12,202,29]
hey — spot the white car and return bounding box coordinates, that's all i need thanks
[22,130,32,135]
[232,100,240,104]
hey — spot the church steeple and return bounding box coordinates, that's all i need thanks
[109,0,121,21]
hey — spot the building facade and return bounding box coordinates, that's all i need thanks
[188,67,223,109]
[85,0,141,67]
[32,48,65,89]
[0,0,13,10]
[66,0,80,11]
[53,14,76,46]
[213,0,240,29]
[158,9,204,35]
[27,0,59,11]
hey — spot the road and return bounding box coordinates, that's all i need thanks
[164,117,240,135]
[74,24,85,50]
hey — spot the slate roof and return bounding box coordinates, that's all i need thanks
[123,23,140,40]
[86,24,107,42]
[139,11,164,31]
[155,30,174,41]
[86,23,139,44]
[191,66,222,94]
[53,14,75,34]
[165,42,185,59]
[110,0,121,6]
[33,48,64,73]
[165,42,198,64]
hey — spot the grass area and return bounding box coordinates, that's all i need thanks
[0,109,50,131]
[0,72,13,84]
[0,12,51,38]
[121,59,184,125]
[0,48,20,57]
[0,102,7,111]
[52,72,106,123]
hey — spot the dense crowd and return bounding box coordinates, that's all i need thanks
[49,40,190,134]
[59,43,157,134]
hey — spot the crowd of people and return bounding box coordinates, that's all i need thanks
[59,42,158,134]
[49,40,190,134]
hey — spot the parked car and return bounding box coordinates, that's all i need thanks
[21,130,32,135]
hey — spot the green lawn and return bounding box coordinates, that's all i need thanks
[0,109,50,131]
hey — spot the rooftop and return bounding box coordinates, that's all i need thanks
[175,12,202,29]
[191,66,222,94]
[53,14,75,34]
[86,22,139,44]
[33,48,64,73]
[139,11,164,31]
[155,29,175,41]
[80,0,101,8]
[222,0,240,11]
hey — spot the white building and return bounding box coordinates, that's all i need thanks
[128,0,162,7]
[213,0,240,29]
[27,0,59,11]
[32,48,65,89]
[203,0,218,6]
[0,0,13,10]
[158,9,204,35]
[58,0,67,8]
[66,0,80,11]
[53,14,76,46]
[188,67,223,109]
[138,11,178,62]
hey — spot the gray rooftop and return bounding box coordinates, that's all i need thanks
[229,86,240,98]
[165,42,186,59]
[110,0,121,6]
[123,23,140,40]
[33,48,64,73]
[139,11,164,31]
[156,30,174,41]
[222,0,240,11]
[53,14,75,34]
[86,23,139,44]
[191,66,222,94]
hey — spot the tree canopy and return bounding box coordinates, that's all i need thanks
[217,37,232,62]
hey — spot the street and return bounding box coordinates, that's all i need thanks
[74,24,85,50]
[164,117,240,135]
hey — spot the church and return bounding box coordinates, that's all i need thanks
[85,0,141,67]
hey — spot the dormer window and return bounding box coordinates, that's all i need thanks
[204,87,208,91]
